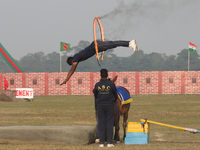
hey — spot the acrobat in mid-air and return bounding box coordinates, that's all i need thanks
[60,40,138,85]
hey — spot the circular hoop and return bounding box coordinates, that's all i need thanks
[93,17,105,65]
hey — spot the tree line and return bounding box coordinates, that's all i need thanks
[1,40,200,73]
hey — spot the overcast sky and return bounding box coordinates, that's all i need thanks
[0,0,200,60]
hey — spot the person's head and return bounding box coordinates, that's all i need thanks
[67,57,73,65]
[100,68,108,79]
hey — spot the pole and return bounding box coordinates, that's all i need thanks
[60,52,62,72]
[140,119,200,133]
[141,119,185,130]
[188,50,190,71]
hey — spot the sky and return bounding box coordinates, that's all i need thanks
[0,0,200,60]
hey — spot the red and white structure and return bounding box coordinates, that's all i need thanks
[1,71,200,95]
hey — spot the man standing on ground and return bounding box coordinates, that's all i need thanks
[93,69,118,147]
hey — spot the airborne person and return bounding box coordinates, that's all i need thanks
[60,40,138,85]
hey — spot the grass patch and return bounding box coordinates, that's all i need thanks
[0,94,200,150]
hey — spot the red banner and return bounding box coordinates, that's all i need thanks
[4,76,9,90]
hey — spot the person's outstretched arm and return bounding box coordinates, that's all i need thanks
[60,62,78,85]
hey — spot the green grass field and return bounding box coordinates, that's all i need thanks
[0,94,200,150]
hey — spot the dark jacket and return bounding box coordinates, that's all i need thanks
[93,79,118,107]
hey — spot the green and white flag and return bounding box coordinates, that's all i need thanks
[189,42,197,52]
[60,42,70,51]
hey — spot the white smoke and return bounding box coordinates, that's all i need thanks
[99,0,200,56]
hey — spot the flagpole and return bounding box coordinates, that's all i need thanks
[60,51,62,72]
[188,50,190,71]
[60,41,70,72]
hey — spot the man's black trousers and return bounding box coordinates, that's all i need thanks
[97,104,115,144]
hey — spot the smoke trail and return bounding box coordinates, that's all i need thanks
[99,0,200,41]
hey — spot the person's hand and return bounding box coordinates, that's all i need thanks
[60,81,67,86]
[111,75,118,83]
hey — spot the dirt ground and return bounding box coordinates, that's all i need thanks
[0,93,13,102]
[0,90,26,102]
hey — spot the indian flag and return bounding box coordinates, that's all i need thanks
[189,42,197,52]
